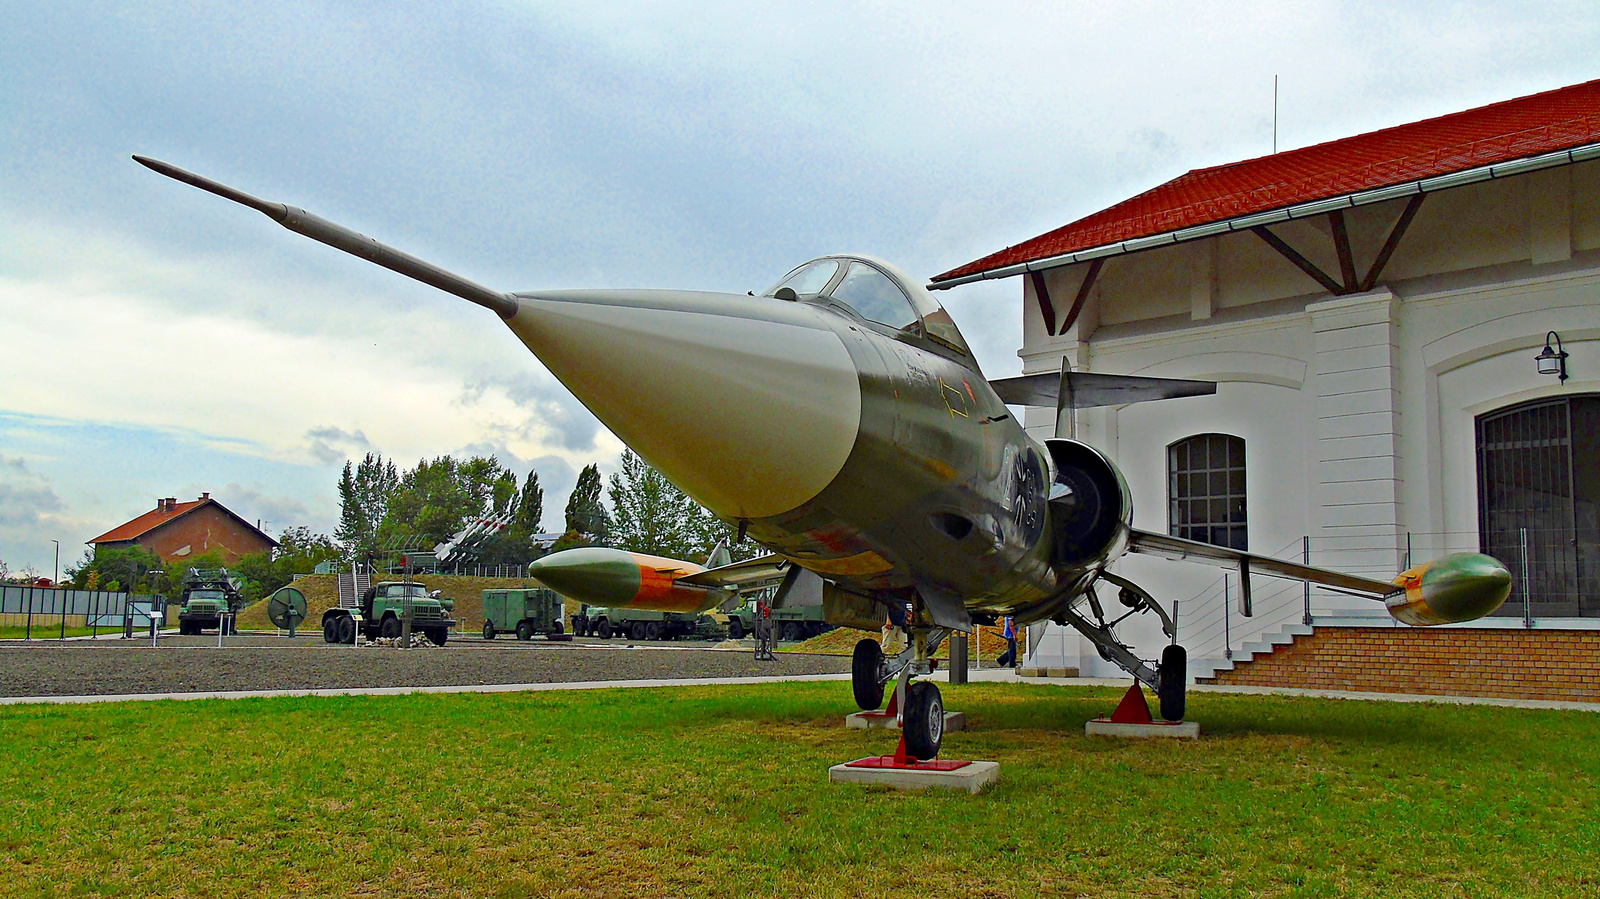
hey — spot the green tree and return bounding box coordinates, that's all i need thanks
[606,450,758,563]
[479,467,546,565]
[380,455,516,547]
[336,453,397,555]
[67,545,165,593]
[232,527,342,602]
[564,463,610,544]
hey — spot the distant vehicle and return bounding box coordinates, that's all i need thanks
[574,606,718,641]
[176,568,244,635]
[481,587,566,641]
[321,581,455,645]
[720,597,835,642]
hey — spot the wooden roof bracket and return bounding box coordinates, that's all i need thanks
[1358,193,1426,292]
[1028,270,1057,336]
[1056,258,1104,336]
[1251,224,1346,295]
[1328,209,1358,292]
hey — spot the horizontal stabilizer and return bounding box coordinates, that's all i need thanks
[990,372,1215,409]
[1127,529,1401,598]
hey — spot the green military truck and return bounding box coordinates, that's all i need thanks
[722,598,834,642]
[320,581,455,646]
[573,606,719,641]
[176,568,245,635]
[481,587,567,641]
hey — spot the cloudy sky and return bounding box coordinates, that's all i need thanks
[1,1,1596,574]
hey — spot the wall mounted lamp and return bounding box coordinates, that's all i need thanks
[1534,331,1568,383]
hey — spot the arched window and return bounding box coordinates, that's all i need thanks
[1168,434,1247,550]
[1476,396,1600,616]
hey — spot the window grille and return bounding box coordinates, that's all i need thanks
[1168,433,1247,550]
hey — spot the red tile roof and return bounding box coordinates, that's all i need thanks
[88,497,277,547]
[934,78,1600,284]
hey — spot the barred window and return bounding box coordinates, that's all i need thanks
[1168,434,1247,550]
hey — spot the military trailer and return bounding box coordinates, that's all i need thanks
[574,606,718,641]
[320,580,455,645]
[722,598,834,642]
[481,587,566,641]
[176,568,245,635]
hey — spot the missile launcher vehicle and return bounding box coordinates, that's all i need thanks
[176,568,245,636]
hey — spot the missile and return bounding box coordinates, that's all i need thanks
[1387,552,1512,626]
[529,547,724,613]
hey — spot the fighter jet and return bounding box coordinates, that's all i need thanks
[136,156,1514,759]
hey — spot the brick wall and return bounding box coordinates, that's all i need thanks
[1200,626,1600,702]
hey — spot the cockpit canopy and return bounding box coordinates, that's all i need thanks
[763,255,971,355]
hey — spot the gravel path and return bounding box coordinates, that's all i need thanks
[0,635,851,698]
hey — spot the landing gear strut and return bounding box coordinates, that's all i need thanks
[1054,572,1188,722]
[850,624,951,760]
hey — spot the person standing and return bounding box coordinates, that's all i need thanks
[996,616,1018,668]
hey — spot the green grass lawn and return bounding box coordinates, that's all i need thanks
[0,624,115,640]
[1,683,1596,898]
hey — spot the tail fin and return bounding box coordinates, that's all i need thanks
[705,540,732,570]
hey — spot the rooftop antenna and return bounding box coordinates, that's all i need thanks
[1273,75,1279,154]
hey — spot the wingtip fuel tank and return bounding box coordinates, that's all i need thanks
[1387,552,1513,626]
[529,547,722,614]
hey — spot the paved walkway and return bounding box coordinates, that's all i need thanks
[4,665,1595,714]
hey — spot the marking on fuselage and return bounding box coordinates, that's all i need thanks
[940,379,970,418]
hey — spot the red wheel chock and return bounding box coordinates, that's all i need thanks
[1108,683,1153,724]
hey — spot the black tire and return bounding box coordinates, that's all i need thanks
[551,619,564,636]
[336,615,356,645]
[426,627,448,646]
[782,622,800,642]
[516,620,534,641]
[323,617,339,644]
[1159,644,1188,722]
[645,621,661,640]
[851,639,885,710]
[596,619,612,639]
[482,620,496,640]
[380,617,401,639]
[902,681,945,761]
[727,619,744,640]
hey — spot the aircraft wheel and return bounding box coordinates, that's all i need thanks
[902,681,944,760]
[1158,644,1188,722]
[727,619,744,640]
[323,617,339,644]
[482,620,496,640]
[851,639,885,710]
[380,617,401,639]
[336,615,356,645]
[516,620,534,641]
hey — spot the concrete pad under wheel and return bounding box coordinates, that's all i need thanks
[845,710,966,732]
[1085,718,1200,739]
[828,759,999,793]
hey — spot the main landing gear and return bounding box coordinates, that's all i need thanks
[1055,570,1188,722]
[850,627,950,760]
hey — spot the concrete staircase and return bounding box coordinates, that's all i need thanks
[1194,622,1313,683]
[335,571,371,610]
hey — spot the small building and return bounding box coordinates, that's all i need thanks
[89,493,278,564]
[935,79,1600,700]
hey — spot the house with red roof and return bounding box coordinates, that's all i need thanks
[936,79,1600,700]
[88,493,278,564]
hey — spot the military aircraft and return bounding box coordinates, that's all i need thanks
[136,155,1514,760]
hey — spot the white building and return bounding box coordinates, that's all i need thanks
[934,79,1600,683]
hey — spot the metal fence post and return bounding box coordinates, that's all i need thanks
[59,588,66,640]
[25,586,33,640]
[1302,535,1312,626]
[1520,526,1532,629]
[1223,573,1232,660]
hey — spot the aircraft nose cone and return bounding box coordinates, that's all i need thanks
[505,293,861,519]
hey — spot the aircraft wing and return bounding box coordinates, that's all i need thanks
[675,553,790,590]
[989,372,1215,408]
[1126,529,1402,598]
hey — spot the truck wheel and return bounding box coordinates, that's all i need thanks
[782,622,800,642]
[852,639,885,710]
[727,619,744,640]
[573,618,587,637]
[323,617,339,644]
[380,617,401,639]
[426,627,448,646]
[902,682,944,761]
[645,621,662,640]
[596,619,612,639]
[336,615,356,645]
[482,620,496,640]
[516,620,534,641]
[551,619,564,635]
